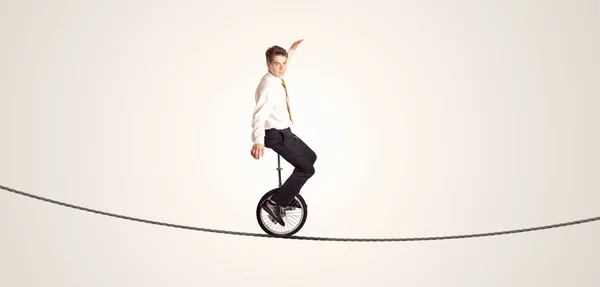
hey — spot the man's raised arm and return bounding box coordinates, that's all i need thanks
[286,39,303,66]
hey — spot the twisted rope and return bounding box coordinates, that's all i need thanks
[1,184,597,242]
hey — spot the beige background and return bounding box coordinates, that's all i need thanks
[1,0,599,286]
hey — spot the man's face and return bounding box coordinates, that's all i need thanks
[267,55,287,78]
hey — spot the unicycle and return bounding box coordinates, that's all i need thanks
[256,154,308,237]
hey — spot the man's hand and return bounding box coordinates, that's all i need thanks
[290,39,303,50]
[250,143,265,160]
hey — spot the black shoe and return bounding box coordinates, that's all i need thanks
[286,198,302,208]
[261,199,285,226]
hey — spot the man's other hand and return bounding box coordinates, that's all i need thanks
[290,39,303,50]
[250,143,265,159]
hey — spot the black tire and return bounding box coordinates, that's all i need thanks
[256,189,308,237]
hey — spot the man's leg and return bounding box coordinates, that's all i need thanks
[265,128,316,206]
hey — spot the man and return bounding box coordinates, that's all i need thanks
[250,39,317,226]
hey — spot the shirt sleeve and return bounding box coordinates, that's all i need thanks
[287,48,295,64]
[251,86,276,145]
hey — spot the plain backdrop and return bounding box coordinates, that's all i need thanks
[1,0,599,286]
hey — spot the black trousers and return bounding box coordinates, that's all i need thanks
[264,127,317,206]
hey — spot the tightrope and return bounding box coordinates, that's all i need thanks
[1,184,598,242]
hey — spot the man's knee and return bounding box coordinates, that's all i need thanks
[307,149,317,165]
[300,163,315,177]
[309,152,317,175]
[308,165,315,177]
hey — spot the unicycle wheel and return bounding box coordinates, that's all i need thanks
[256,189,308,237]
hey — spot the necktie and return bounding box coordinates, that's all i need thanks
[281,79,293,124]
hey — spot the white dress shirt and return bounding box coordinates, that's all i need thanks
[251,48,296,145]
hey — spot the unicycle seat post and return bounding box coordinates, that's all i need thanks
[276,154,283,187]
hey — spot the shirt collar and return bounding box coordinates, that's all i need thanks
[267,71,283,82]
